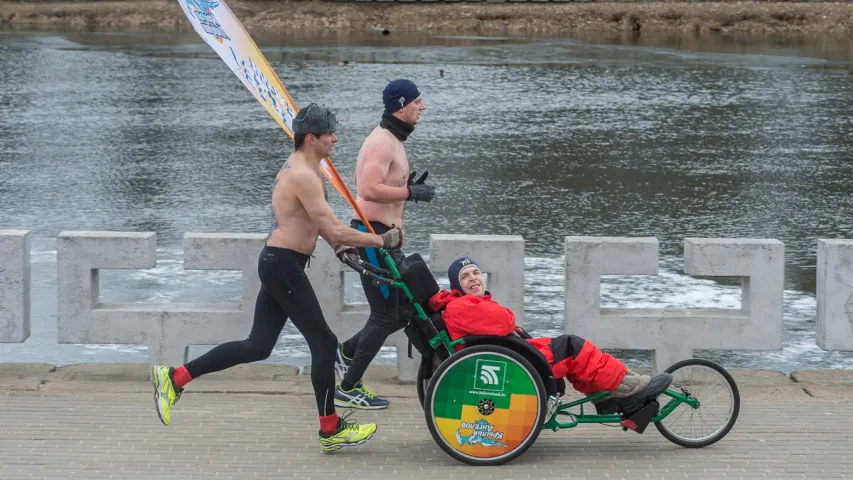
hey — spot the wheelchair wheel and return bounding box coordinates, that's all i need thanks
[655,358,740,448]
[424,344,547,466]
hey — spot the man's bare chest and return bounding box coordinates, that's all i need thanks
[386,148,410,187]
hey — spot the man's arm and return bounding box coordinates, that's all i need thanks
[291,170,384,248]
[357,140,409,204]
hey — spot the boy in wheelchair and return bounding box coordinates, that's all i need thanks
[427,256,672,417]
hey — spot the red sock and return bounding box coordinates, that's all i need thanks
[172,365,192,389]
[319,413,339,435]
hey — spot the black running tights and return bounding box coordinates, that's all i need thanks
[184,246,338,418]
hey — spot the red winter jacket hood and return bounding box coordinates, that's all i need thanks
[427,290,516,344]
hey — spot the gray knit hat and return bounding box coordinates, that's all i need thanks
[292,103,337,135]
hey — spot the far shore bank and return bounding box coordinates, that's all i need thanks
[2,0,853,36]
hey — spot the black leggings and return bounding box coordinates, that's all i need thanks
[340,220,410,389]
[184,246,338,418]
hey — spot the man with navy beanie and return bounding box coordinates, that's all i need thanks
[382,79,420,117]
[333,79,436,410]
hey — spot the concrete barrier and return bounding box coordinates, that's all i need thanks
[57,232,265,368]
[0,230,30,343]
[28,230,853,380]
[817,239,853,350]
[52,232,527,381]
[564,237,784,373]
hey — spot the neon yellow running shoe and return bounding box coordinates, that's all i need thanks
[152,365,182,426]
[318,410,377,452]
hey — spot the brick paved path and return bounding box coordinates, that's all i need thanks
[0,365,851,479]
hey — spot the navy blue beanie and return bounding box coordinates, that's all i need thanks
[448,256,480,294]
[383,79,421,114]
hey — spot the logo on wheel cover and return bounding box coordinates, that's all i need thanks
[455,419,507,448]
[474,359,506,392]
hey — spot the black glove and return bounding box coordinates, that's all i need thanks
[514,326,533,339]
[407,171,435,203]
[407,171,427,186]
[334,245,359,265]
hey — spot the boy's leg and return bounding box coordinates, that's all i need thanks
[549,334,672,414]
[549,334,628,394]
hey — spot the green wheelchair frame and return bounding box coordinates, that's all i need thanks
[343,249,741,466]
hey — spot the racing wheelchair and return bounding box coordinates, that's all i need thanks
[342,250,740,466]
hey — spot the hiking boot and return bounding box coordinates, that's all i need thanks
[613,372,672,415]
[334,384,390,410]
[611,371,652,398]
[318,410,377,452]
[152,365,183,426]
[592,369,645,414]
[334,343,351,382]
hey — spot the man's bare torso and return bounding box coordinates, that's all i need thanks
[352,126,409,227]
[266,154,328,255]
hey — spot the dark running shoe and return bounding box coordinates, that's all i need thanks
[334,384,390,410]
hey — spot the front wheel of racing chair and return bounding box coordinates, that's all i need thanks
[654,358,741,448]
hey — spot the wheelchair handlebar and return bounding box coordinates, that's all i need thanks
[360,260,392,277]
[342,256,397,289]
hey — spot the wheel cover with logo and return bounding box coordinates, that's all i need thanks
[424,345,546,466]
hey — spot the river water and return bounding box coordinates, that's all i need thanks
[1,28,853,373]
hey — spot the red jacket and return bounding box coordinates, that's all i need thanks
[428,290,516,343]
[427,289,626,394]
[428,290,555,361]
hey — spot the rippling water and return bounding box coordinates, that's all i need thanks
[2,28,853,372]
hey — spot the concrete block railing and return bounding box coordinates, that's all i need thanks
[564,237,785,373]
[0,230,30,343]
[2,230,852,380]
[57,232,266,368]
[817,239,853,350]
[52,232,525,381]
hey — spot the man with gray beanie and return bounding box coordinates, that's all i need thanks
[333,79,435,410]
[151,103,402,452]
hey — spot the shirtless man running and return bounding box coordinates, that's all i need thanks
[333,79,436,409]
[151,104,403,452]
